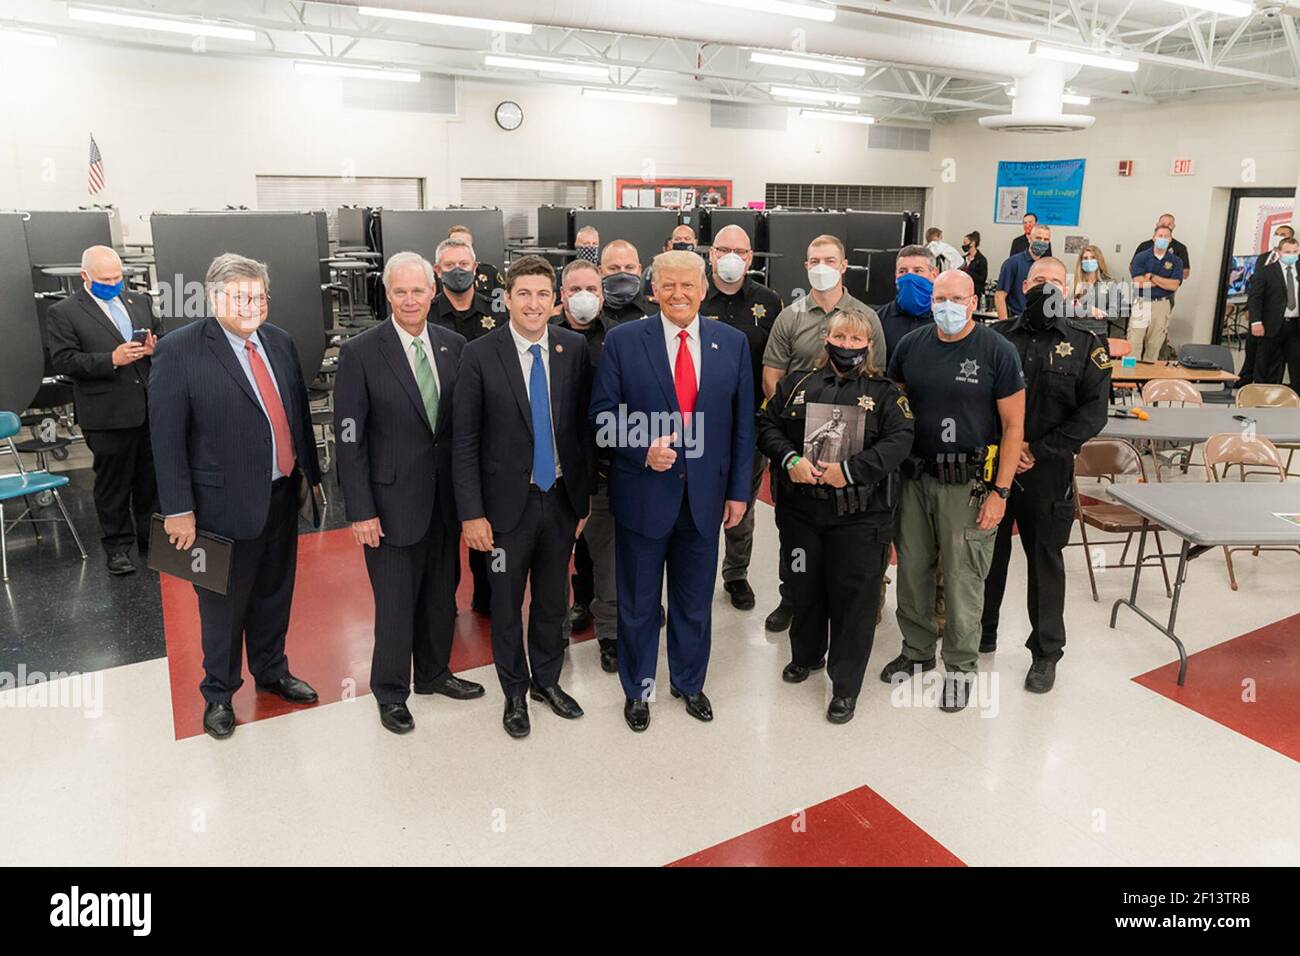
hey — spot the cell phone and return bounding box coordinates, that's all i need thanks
[131,328,149,344]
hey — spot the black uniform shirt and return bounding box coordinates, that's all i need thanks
[430,291,500,341]
[605,295,654,326]
[550,310,612,366]
[702,276,783,408]
[887,322,1024,459]
[997,314,1111,461]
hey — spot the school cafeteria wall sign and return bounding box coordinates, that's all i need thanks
[615,177,732,210]
[993,158,1086,227]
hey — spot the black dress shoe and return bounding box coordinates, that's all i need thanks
[624,698,650,732]
[106,552,136,576]
[378,702,414,734]
[502,696,530,738]
[764,601,793,632]
[979,634,998,653]
[417,674,485,700]
[670,686,713,722]
[782,658,826,683]
[203,701,235,739]
[879,652,936,683]
[568,603,593,632]
[598,640,618,673]
[1025,659,1057,694]
[940,674,974,713]
[724,579,756,610]
[255,674,319,704]
[827,696,857,724]
[529,682,584,719]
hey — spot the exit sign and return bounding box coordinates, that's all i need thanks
[1170,158,1195,176]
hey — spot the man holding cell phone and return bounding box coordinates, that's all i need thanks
[47,245,163,576]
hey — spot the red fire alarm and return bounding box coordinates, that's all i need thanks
[1117,160,1134,177]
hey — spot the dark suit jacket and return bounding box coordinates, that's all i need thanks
[1248,260,1298,337]
[589,314,754,539]
[333,320,465,547]
[46,286,163,430]
[149,317,321,540]
[453,323,593,535]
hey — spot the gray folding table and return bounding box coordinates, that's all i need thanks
[1101,406,1300,443]
[1106,483,1300,684]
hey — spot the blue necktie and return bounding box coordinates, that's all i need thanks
[528,344,556,491]
[107,297,133,342]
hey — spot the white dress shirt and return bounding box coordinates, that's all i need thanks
[391,318,441,395]
[508,322,562,480]
[662,314,702,388]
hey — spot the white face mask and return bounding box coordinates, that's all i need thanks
[565,289,601,324]
[807,264,840,292]
[715,253,746,284]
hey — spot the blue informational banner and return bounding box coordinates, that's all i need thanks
[993,159,1086,227]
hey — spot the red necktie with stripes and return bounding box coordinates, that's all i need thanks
[245,339,297,477]
[674,329,698,417]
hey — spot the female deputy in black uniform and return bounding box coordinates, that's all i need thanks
[757,309,914,723]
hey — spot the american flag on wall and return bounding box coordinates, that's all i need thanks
[88,134,105,194]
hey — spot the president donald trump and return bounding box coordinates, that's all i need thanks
[590,250,753,732]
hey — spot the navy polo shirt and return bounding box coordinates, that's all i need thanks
[996,251,1035,316]
[1129,248,1184,301]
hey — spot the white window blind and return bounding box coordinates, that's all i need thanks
[460,179,597,240]
[255,175,425,241]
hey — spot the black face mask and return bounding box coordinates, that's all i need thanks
[825,342,869,374]
[440,267,475,294]
[1022,283,1063,332]
[602,271,642,309]
[671,241,695,251]
[961,243,971,254]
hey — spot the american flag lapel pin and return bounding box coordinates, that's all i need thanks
[439,346,448,352]
[556,343,564,353]
[710,342,719,350]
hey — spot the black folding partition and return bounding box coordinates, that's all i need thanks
[765,211,848,304]
[697,208,761,246]
[0,214,44,415]
[378,208,506,274]
[537,205,574,248]
[844,210,914,308]
[23,210,114,293]
[150,212,328,380]
[571,209,678,271]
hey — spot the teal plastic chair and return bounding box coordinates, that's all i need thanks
[0,410,87,581]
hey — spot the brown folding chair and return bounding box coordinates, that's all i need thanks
[1236,383,1300,478]
[1202,433,1300,591]
[1140,379,1204,479]
[1071,438,1172,602]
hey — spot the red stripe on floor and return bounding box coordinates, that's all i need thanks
[1133,611,1300,763]
[667,783,964,866]
[161,528,589,740]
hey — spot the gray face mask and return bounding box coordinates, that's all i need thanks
[1030,240,1050,257]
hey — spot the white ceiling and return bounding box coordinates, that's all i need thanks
[3,0,1299,122]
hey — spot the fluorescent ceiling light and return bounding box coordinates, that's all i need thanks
[356,6,533,34]
[67,4,257,41]
[484,54,609,77]
[583,88,678,105]
[294,60,421,82]
[1007,87,1092,106]
[702,0,835,21]
[749,51,864,77]
[771,85,860,105]
[1032,43,1138,73]
[0,28,58,48]
[800,109,873,124]
[1160,0,1251,16]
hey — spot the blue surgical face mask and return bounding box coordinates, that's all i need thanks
[1030,240,1050,257]
[1282,253,1299,267]
[89,279,124,300]
[1081,259,1099,274]
[1154,237,1171,252]
[933,301,968,335]
[895,272,933,316]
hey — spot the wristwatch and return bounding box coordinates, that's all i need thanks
[992,485,1011,499]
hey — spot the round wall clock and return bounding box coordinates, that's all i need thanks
[495,101,523,131]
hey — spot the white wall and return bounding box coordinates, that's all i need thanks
[929,97,1300,343]
[0,38,937,245]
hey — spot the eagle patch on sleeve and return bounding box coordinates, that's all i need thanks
[1090,346,1111,370]
[896,395,913,419]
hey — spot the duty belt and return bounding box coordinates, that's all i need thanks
[904,447,992,485]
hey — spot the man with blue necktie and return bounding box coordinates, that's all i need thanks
[453,255,594,739]
[47,245,163,575]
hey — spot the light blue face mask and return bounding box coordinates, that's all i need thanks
[1081,259,1099,274]
[1154,237,1171,252]
[933,301,968,335]
[1281,253,1299,267]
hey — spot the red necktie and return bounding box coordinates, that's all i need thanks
[674,329,698,417]
[245,340,297,477]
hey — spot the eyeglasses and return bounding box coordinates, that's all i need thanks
[712,246,751,257]
[225,292,270,309]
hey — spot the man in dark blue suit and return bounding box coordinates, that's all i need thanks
[150,253,322,739]
[590,250,753,732]
[453,255,594,739]
[334,252,486,736]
